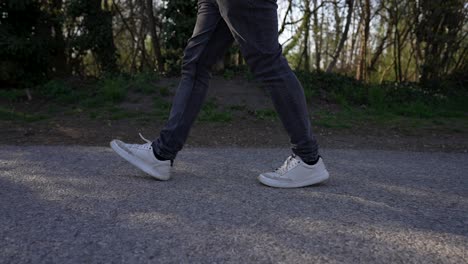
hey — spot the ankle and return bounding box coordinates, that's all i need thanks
[152,148,169,161]
[302,155,320,166]
[152,147,174,166]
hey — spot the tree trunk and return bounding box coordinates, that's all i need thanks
[51,0,68,77]
[146,0,165,71]
[279,0,293,36]
[368,16,391,73]
[88,0,118,73]
[355,0,370,81]
[327,0,354,72]
[349,9,362,70]
[312,0,321,71]
[303,0,311,71]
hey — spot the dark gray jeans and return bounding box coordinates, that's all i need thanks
[153,0,319,163]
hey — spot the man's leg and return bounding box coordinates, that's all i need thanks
[216,0,319,163]
[152,0,234,160]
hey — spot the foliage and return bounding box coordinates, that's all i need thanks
[98,76,128,103]
[0,0,466,125]
[295,70,367,105]
[198,99,232,122]
[0,107,48,122]
[66,0,119,74]
[132,71,159,94]
[253,109,278,120]
[162,0,197,74]
[40,79,77,103]
[296,70,468,119]
[0,89,26,102]
[0,0,54,86]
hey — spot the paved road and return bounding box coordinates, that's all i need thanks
[0,146,467,263]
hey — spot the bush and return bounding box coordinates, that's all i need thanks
[294,71,467,119]
[98,76,128,103]
[367,85,388,113]
[0,89,26,102]
[132,71,159,94]
[198,99,232,122]
[295,71,367,105]
[39,79,88,104]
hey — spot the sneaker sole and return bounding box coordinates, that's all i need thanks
[257,171,329,188]
[110,140,170,181]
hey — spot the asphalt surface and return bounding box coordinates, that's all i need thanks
[0,146,467,264]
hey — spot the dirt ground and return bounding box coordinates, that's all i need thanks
[1,76,467,153]
[2,116,467,153]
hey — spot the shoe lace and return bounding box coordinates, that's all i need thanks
[128,133,152,150]
[139,133,152,144]
[139,133,174,166]
[275,155,300,176]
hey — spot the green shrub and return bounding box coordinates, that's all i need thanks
[392,101,434,118]
[152,96,172,118]
[223,69,235,80]
[295,71,366,105]
[198,99,232,122]
[0,89,25,102]
[41,80,75,102]
[0,107,48,122]
[159,86,171,97]
[98,76,128,103]
[368,85,388,113]
[132,71,159,94]
[254,109,278,120]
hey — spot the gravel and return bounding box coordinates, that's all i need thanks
[1,146,467,263]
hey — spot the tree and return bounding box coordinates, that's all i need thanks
[0,0,54,86]
[146,0,164,71]
[326,0,354,72]
[67,0,119,74]
[355,0,371,81]
[416,0,466,85]
[162,0,197,72]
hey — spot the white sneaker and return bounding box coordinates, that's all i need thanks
[110,133,171,180]
[258,154,329,188]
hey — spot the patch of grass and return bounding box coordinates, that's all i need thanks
[0,107,48,122]
[367,85,387,114]
[63,107,84,116]
[38,76,133,108]
[89,111,99,119]
[221,65,254,81]
[80,96,121,109]
[198,99,232,122]
[159,86,171,97]
[314,110,353,129]
[254,109,278,120]
[98,76,128,103]
[40,80,81,104]
[93,105,147,120]
[109,110,142,120]
[0,89,25,102]
[296,70,366,105]
[132,71,159,94]
[303,88,317,103]
[392,101,435,118]
[330,91,351,109]
[229,104,247,111]
[47,105,61,114]
[223,69,235,80]
[311,103,467,134]
[152,96,172,119]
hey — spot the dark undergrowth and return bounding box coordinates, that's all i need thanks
[0,70,466,128]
